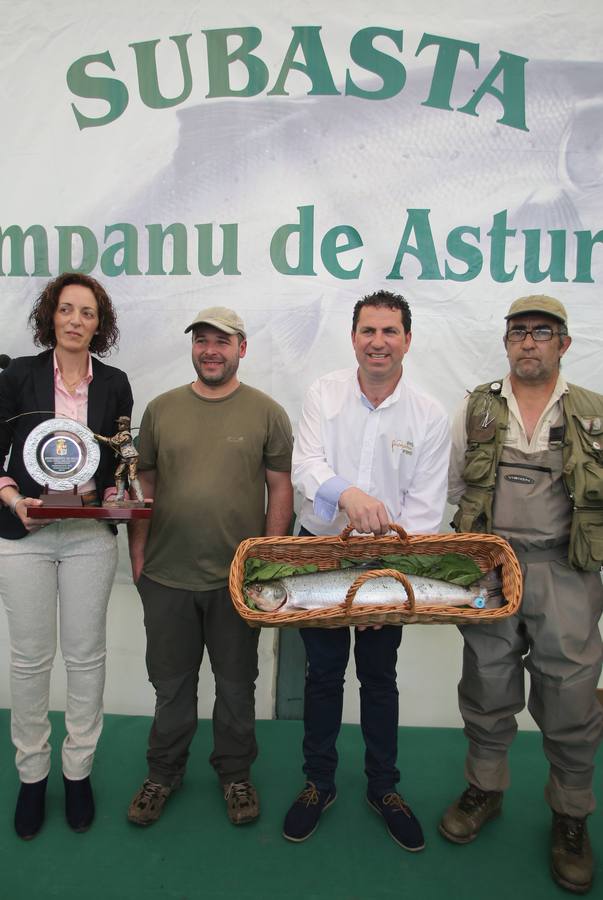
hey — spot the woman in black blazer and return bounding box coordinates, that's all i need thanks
[0,272,133,839]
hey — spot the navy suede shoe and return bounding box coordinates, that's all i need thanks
[283,782,337,842]
[367,791,425,851]
[64,775,95,832]
[14,777,48,840]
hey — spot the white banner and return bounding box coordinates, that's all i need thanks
[2,0,602,425]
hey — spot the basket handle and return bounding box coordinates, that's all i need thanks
[343,568,416,612]
[339,523,409,542]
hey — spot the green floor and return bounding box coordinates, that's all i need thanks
[0,709,600,899]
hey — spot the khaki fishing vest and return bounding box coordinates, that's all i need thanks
[453,380,603,571]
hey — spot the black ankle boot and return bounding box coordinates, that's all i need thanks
[15,776,48,839]
[63,775,95,832]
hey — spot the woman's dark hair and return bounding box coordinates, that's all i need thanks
[28,272,119,356]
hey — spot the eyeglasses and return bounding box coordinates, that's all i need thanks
[505,325,566,343]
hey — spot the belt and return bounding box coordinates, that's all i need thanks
[510,542,569,563]
[80,490,100,508]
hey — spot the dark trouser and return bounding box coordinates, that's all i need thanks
[300,624,402,798]
[137,574,260,787]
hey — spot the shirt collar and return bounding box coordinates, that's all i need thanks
[502,371,568,403]
[53,351,93,386]
[503,371,568,432]
[355,368,404,410]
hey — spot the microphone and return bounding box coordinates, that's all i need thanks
[0,354,11,370]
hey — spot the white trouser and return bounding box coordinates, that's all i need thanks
[0,519,118,782]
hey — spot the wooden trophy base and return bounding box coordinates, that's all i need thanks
[28,487,153,521]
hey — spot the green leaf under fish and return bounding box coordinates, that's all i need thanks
[244,553,482,590]
[244,558,319,584]
[348,554,483,586]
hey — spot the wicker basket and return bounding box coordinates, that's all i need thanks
[229,524,523,628]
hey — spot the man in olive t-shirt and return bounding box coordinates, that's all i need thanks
[127,306,293,829]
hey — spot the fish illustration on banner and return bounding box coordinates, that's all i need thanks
[90,55,603,412]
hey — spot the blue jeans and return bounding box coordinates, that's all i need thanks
[298,528,402,798]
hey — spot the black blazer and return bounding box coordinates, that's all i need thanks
[0,349,133,540]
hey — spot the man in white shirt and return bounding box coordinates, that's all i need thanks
[283,290,450,850]
[440,295,603,896]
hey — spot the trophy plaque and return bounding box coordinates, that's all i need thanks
[24,418,152,521]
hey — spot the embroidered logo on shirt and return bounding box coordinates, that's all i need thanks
[227,436,245,443]
[504,474,535,485]
[392,439,413,455]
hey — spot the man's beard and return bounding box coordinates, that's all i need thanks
[512,358,557,383]
[194,356,239,386]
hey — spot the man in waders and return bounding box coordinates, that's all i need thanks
[441,295,603,895]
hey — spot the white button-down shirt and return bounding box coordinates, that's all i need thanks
[293,368,451,536]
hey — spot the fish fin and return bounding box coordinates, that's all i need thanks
[513,185,583,231]
[270,296,327,362]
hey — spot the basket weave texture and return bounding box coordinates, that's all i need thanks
[229,524,523,629]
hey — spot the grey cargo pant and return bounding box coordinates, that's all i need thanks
[137,574,260,786]
[458,554,603,817]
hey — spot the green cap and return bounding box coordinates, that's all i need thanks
[505,294,568,326]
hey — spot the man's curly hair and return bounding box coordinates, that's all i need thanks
[352,290,411,334]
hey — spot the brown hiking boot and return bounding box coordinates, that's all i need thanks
[223,781,259,825]
[551,812,593,895]
[439,784,503,844]
[127,779,179,826]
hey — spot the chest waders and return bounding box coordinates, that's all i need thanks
[453,379,603,819]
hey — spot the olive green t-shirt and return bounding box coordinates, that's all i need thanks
[138,383,293,590]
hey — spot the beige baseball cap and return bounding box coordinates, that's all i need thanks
[184,306,246,338]
[505,294,568,326]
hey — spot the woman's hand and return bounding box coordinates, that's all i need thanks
[14,497,55,531]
